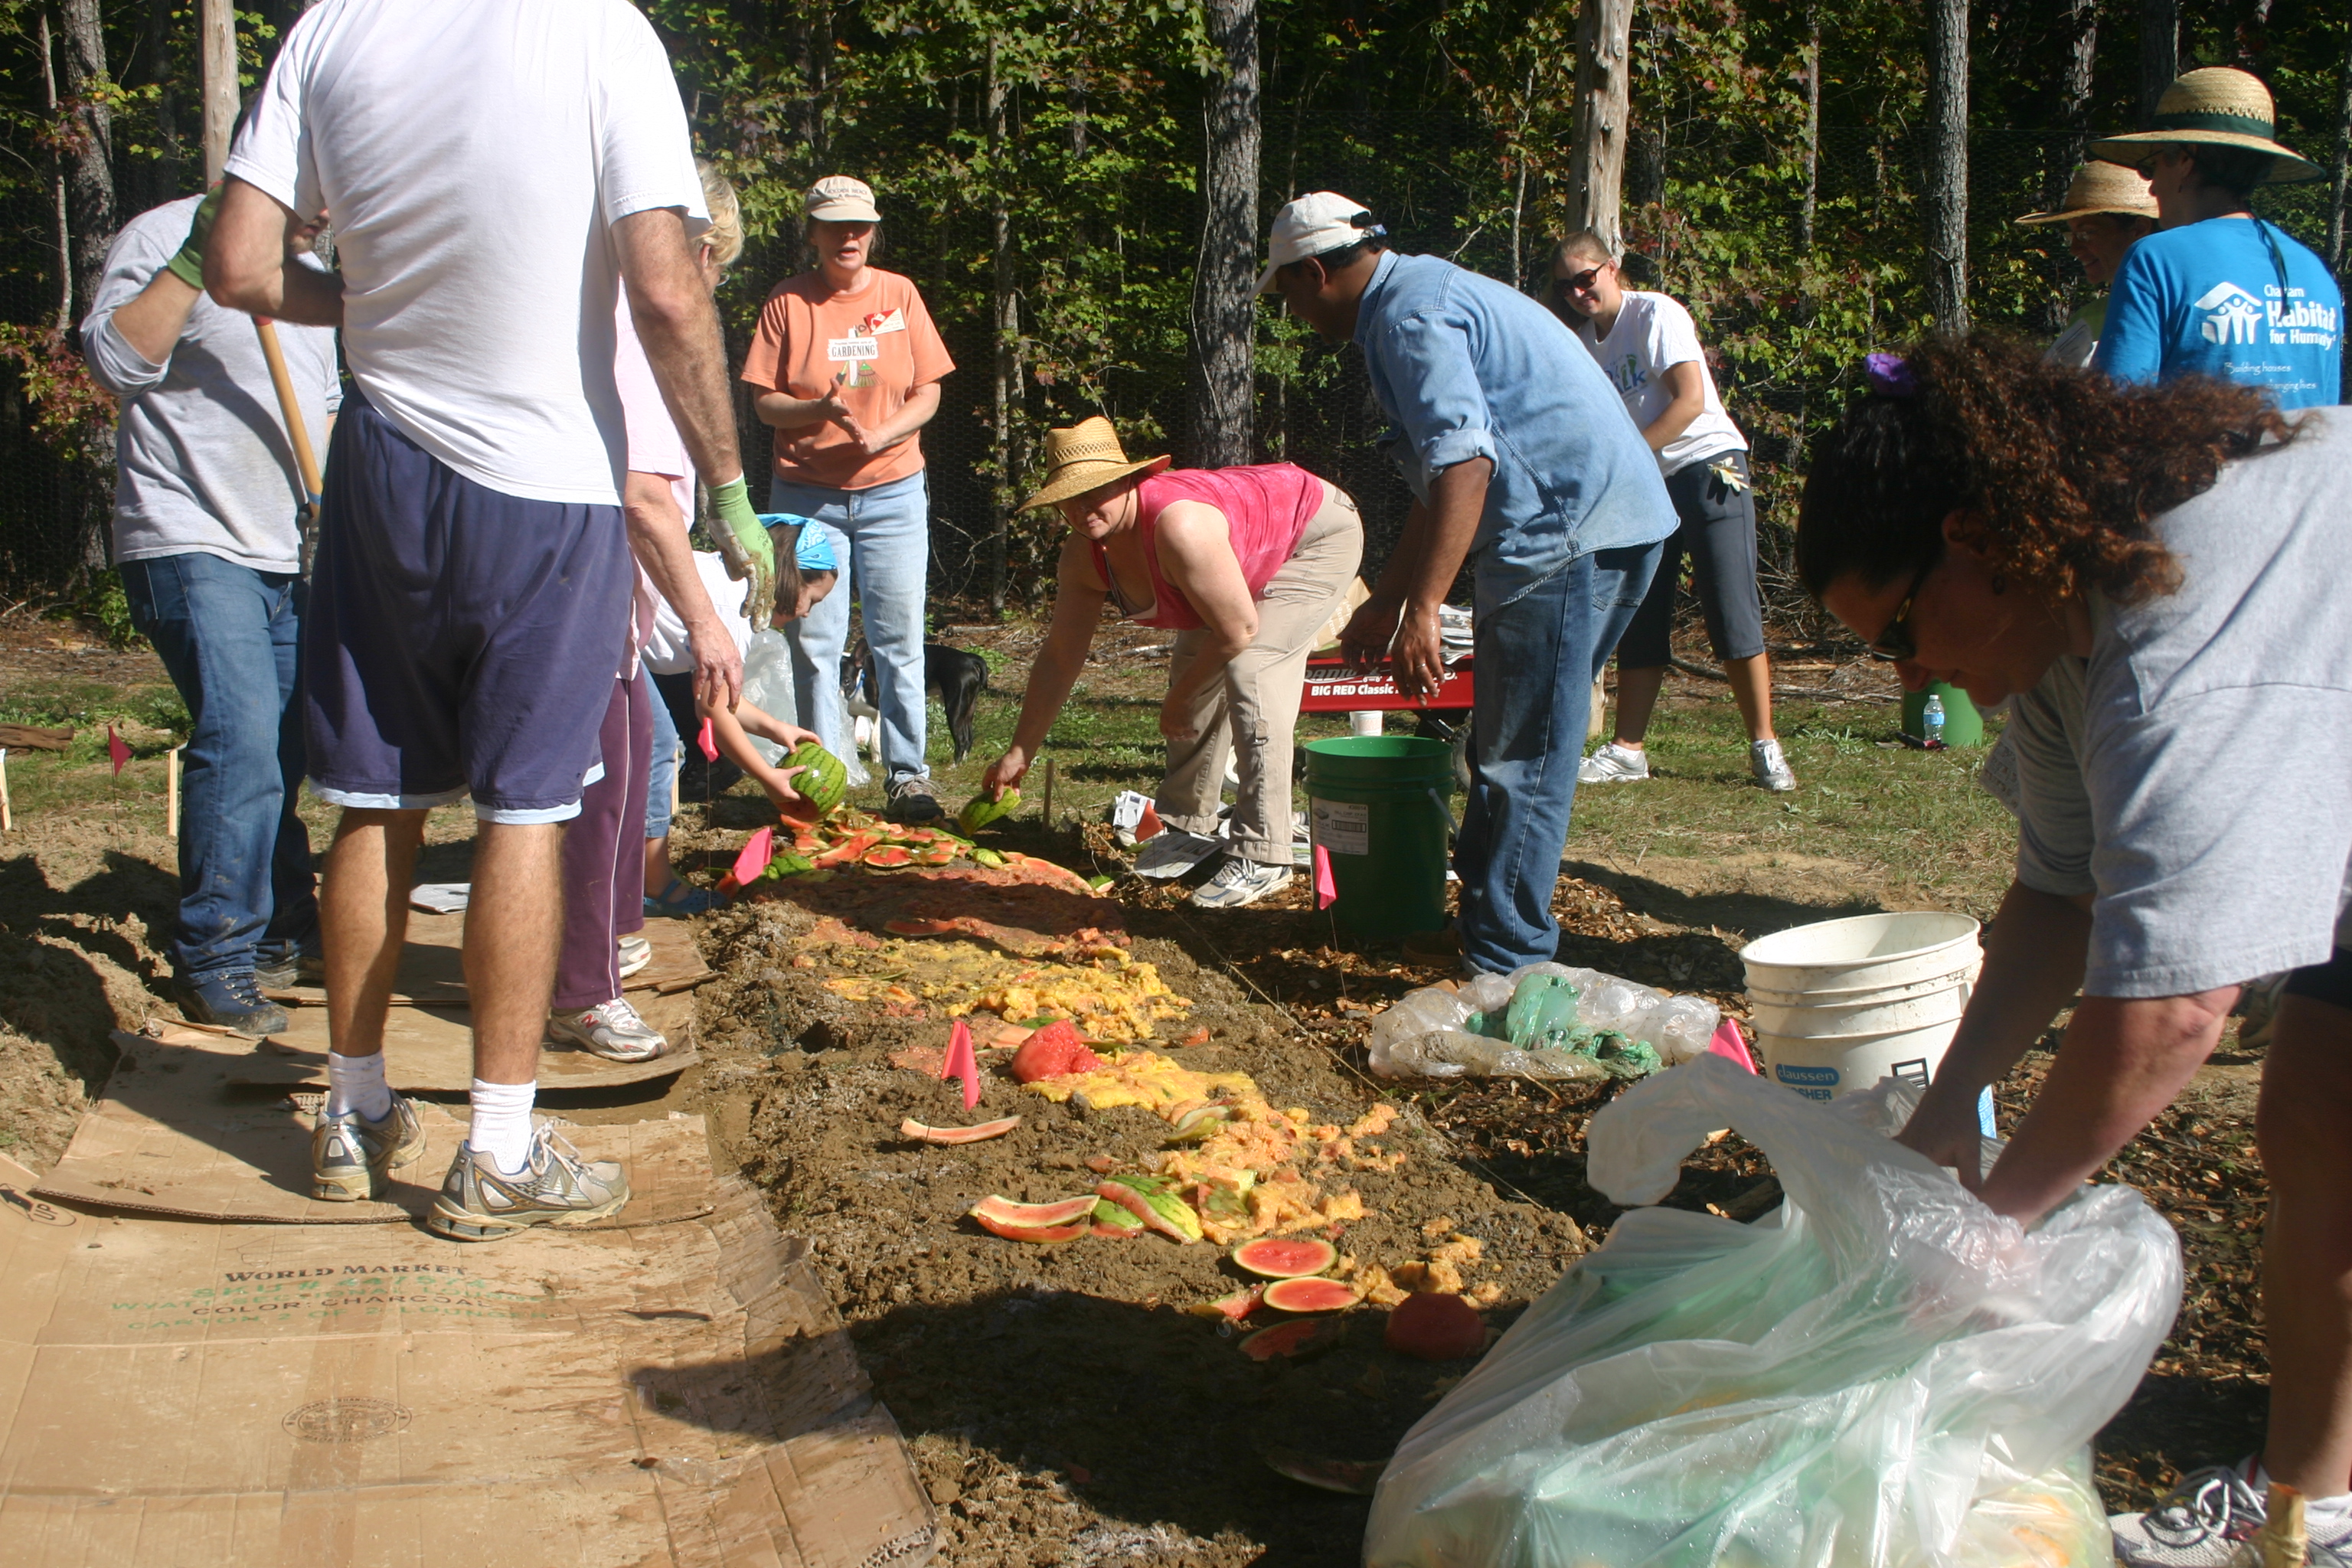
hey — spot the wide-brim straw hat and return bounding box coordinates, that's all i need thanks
[1016,416,1172,511]
[2087,67,2322,184]
[2015,161,2159,225]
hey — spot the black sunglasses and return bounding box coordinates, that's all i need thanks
[1550,266,1602,299]
[1868,554,1941,662]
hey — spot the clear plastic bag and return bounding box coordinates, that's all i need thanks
[741,629,867,786]
[1365,965,1717,1081]
[1366,1054,2182,1568]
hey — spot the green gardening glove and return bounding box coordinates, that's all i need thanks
[707,475,777,629]
[165,187,224,291]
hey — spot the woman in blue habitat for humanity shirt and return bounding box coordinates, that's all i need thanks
[2088,67,2342,410]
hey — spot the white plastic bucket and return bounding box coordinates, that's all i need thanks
[1740,912,1981,1102]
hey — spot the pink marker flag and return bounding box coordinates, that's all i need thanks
[1312,843,1338,910]
[696,717,719,763]
[942,1018,982,1110]
[730,826,774,887]
[106,724,130,777]
[1706,1017,1758,1073]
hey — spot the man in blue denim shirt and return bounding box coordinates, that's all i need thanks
[1263,192,1674,974]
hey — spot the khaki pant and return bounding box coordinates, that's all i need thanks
[1158,484,1364,864]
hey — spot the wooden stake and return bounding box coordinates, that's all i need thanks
[0,749,11,832]
[1042,756,1055,828]
[2262,1484,2308,1568]
[165,746,183,838]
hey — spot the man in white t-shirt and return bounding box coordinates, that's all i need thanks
[204,0,781,1240]
[1549,231,1795,793]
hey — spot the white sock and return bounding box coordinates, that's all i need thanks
[325,1051,392,1122]
[468,1079,537,1175]
[2243,1461,2351,1527]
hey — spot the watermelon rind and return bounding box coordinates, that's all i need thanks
[972,1213,1089,1243]
[1231,1237,1339,1280]
[863,845,916,868]
[971,1194,1097,1229]
[1091,1198,1145,1234]
[957,788,1020,835]
[787,741,848,816]
[1259,1277,1360,1314]
[1239,1318,1344,1361]
[900,1116,1021,1145]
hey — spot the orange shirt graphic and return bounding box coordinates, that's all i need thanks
[739,267,956,492]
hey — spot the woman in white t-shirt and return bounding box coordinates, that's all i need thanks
[1549,232,1795,793]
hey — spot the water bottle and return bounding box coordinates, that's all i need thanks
[1922,694,1945,749]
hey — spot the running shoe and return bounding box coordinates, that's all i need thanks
[2105,1461,2352,1568]
[311,1092,428,1203]
[426,1122,632,1242]
[1750,738,1798,792]
[1135,828,1222,880]
[548,997,667,1062]
[1189,857,1292,910]
[886,774,945,822]
[2234,973,2288,1050]
[617,934,652,978]
[1578,742,1651,785]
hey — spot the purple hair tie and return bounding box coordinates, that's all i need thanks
[1864,352,1917,398]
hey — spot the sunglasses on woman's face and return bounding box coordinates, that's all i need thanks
[1550,267,1602,300]
[1868,556,1941,662]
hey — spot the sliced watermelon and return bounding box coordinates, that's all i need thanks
[1239,1317,1344,1361]
[1091,1198,1145,1236]
[974,1214,1090,1243]
[971,1194,1097,1230]
[1096,1178,1202,1244]
[1383,1292,1486,1360]
[1259,1278,1360,1314]
[1206,1283,1264,1321]
[1232,1237,1339,1279]
[900,1116,1021,1145]
[1260,1446,1384,1495]
[1011,1020,1106,1083]
[863,844,916,869]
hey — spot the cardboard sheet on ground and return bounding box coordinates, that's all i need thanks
[0,1151,939,1567]
[263,913,714,1010]
[248,991,700,1094]
[31,1035,714,1227]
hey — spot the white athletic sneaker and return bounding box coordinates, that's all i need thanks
[1135,827,1222,880]
[548,997,668,1063]
[1189,857,1292,910]
[1578,742,1650,785]
[1750,738,1798,792]
[2110,1461,2352,1568]
[617,935,652,978]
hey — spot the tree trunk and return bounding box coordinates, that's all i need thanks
[1922,0,1968,335]
[200,0,237,184]
[2327,30,2350,277]
[2138,0,2177,122]
[56,0,117,328]
[1795,13,1820,254]
[1566,0,1632,253]
[38,14,72,330]
[2040,0,2099,333]
[986,38,1017,613]
[1187,0,1258,469]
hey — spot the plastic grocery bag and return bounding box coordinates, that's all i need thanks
[742,629,867,786]
[1364,1054,2182,1568]
[1366,964,1720,1081]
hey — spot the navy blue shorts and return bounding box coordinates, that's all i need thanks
[1615,449,1766,668]
[304,395,634,825]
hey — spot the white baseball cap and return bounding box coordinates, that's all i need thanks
[805,175,881,223]
[1256,191,1385,292]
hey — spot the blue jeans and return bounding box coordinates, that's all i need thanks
[119,552,318,980]
[644,678,679,840]
[1456,542,1662,975]
[769,475,930,782]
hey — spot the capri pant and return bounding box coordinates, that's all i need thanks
[1614,449,1765,670]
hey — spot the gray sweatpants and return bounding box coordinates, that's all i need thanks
[1158,485,1364,864]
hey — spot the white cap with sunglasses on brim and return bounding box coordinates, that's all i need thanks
[804,175,882,222]
[2086,67,2323,185]
[1256,191,1387,293]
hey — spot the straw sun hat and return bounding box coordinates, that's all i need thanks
[2086,67,2322,184]
[1016,417,1172,512]
[2014,161,2159,225]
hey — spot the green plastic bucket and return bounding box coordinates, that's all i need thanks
[1900,680,1984,747]
[1302,736,1456,939]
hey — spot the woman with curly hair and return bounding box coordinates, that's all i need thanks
[1800,334,2350,1568]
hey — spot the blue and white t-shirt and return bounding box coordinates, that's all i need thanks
[2095,217,2343,410]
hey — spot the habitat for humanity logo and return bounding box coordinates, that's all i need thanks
[2194,281,2266,346]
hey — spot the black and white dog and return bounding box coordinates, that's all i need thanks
[842,636,991,762]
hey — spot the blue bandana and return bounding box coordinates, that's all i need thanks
[759,513,839,573]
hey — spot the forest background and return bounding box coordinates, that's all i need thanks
[0,0,2345,619]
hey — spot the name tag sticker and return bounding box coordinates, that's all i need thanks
[864,309,906,335]
[827,337,880,361]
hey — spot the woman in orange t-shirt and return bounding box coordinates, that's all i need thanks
[740,175,956,823]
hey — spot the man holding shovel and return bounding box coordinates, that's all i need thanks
[207,0,775,1239]
[81,191,340,1036]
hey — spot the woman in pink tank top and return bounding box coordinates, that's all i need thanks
[980,418,1364,910]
